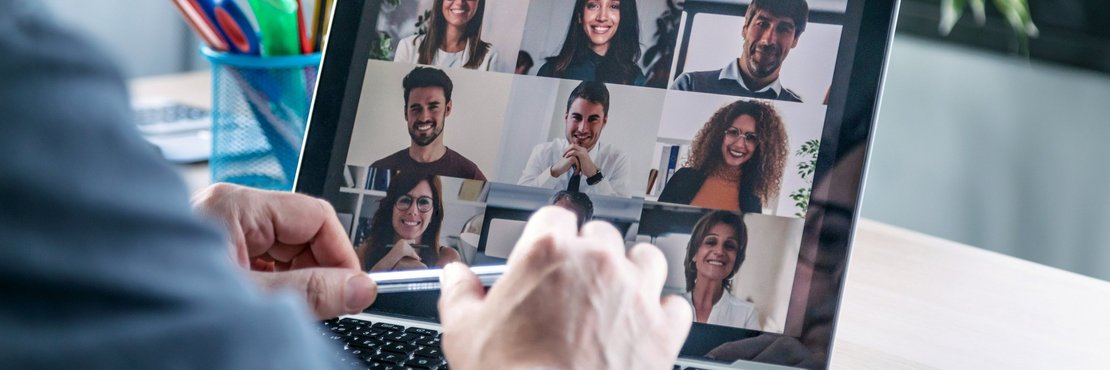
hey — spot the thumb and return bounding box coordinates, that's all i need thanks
[660,294,694,351]
[253,268,377,320]
[437,262,484,325]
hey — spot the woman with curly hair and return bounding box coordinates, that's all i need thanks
[682,210,759,329]
[536,0,645,86]
[356,171,461,272]
[659,99,788,213]
[393,0,499,71]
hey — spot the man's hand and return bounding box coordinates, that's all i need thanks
[438,207,692,370]
[564,145,598,177]
[550,155,577,178]
[192,183,376,319]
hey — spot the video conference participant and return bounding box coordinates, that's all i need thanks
[670,0,808,102]
[356,171,462,272]
[393,0,499,71]
[551,190,594,228]
[536,0,646,86]
[683,210,760,330]
[371,67,487,180]
[518,81,632,197]
[658,100,787,213]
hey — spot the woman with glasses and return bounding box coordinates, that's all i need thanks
[683,211,760,330]
[393,0,498,71]
[658,100,788,213]
[357,171,461,272]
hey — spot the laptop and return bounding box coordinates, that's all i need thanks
[295,0,899,368]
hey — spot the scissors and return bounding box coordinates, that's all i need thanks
[180,0,261,55]
[210,0,262,55]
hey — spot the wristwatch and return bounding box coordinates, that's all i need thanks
[586,170,604,186]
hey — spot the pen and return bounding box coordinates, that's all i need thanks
[171,0,230,51]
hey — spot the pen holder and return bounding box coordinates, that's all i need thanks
[202,47,322,191]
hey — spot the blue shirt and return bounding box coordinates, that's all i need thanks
[0,1,343,368]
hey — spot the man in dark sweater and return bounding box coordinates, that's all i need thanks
[370,67,487,180]
[670,0,809,103]
[0,1,690,368]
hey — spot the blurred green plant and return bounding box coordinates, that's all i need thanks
[789,139,819,218]
[939,0,1039,54]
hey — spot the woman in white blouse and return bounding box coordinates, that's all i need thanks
[393,0,499,71]
[683,210,761,331]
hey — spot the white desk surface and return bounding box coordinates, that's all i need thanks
[131,72,1110,369]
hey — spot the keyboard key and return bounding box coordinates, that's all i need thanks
[414,336,441,347]
[404,327,438,336]
[386,332,420,343]
[348,336,386,351]
[383,342,417,355]
[371,352,408,365]
[414,346,442,359]
[372,322,405,332]
[404,356,441,369]
[340,318,371,326]
[353,328,383,337]
[346,347,374,358]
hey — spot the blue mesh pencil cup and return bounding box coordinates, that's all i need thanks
[202,46,321,191]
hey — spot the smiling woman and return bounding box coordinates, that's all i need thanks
[393,0,498,70]
[683,210,761,330]
[537,0,646,86]
[658,99,789,213]
[356,171,462,272]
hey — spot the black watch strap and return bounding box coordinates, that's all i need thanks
[586,170,604,186]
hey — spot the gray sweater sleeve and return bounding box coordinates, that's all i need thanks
[0,1,344,368]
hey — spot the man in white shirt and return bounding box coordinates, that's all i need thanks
[518,81,632,197]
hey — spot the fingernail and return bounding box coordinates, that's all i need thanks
[345,274,374,312]
[440,262,463,286]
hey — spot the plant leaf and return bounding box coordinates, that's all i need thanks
[939,0,966,35]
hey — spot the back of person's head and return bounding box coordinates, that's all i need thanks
[402,67,454,105]
[565,81,610,115]
[684,210,748,292]
[551,190,594,228]
[745,0,809,37]
[516,50,534,73]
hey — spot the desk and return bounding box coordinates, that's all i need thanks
[131,72,1110,369]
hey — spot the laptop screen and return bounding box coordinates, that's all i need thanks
[299,0,896,368]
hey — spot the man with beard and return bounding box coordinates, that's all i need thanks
[518,81,631,197]
[371,67,487,180]
[670,0,808,103]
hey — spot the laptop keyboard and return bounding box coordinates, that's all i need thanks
[321,317,447,370]
[323,317,712,370]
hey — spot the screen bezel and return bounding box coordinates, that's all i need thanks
[294,0,900,368]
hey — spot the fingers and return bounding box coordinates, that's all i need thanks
[267,196,358,270]
[660,294,694,349]
[578,220,626,256]
[437,262,485,325]
[253,268,377,320]
[627,243,668,294]
[508,206,578,265]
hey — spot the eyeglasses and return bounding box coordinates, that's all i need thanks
[396,195,434,213]
[724,127,759,144]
